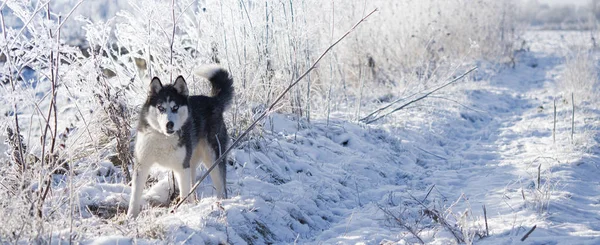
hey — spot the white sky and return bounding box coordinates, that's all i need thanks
[534,0,590,6]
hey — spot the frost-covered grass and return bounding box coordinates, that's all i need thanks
[2,0,600,244]
[559,52,599,104]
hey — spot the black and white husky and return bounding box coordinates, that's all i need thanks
[127,65,233,218]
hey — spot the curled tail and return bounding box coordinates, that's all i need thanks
[195,65,234,110]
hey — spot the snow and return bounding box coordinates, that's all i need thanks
[2,2,600,242]
[71,31,600,244]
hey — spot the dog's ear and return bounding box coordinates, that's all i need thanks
[150,77,163,94]
[173,76,189,96]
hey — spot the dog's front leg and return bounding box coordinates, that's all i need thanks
[175,143,194,203]
[173,166,192,203]
[127,163,150,218]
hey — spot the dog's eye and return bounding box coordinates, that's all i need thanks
[157,105,166,112]
[172,105,179,112]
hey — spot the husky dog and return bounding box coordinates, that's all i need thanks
[127,65,233,218]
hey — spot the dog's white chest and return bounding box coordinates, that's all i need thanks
[135,131,186,167]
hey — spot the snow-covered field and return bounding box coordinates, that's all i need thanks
[1,1,600,244]
[37,30,598,244]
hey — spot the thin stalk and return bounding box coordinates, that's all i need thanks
[0,8,25,170]
[362,66,477,124]
[7,0,51,48]
[304,1,311,122]
[356,62,365,122]
[326,0,335,126]
[264,1,273,105]
[537,164,541,190]
[50,15,62,154]
[219,0,230,67]
[571,92,575,143]
[38,4,57,222]
[147,17,152,78]
[68,158,74,243]
[553,98,556,144]
[40,4,54,169]
[520,225,537,241]
[170,0,176,82]
[54,0,84,33]
[377,205,425,244]
[483,205,489,236]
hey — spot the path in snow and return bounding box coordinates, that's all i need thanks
[414,32,600,243]
[310,31,600,243]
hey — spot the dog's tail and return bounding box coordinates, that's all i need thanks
[195,65,234,110]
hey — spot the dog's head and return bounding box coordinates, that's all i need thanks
[144,76,190,136]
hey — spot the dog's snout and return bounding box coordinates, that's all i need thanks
[166,121,174,130]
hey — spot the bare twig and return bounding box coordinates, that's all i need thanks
[51,15,62,154]
[571,92,574,143]
[537,164,541,190]
[553,98,556,144]
[422,184,435,203]
[361,90,419,122]
[355,62,365,122]
[0,179,15,196]
[326,0,335,126]
[170,0,176,82]
[0,7,26,171]
[305,38,312,122]
[428,95,488,114]
[0,1,8,12]
[354,181,362,207]
[483,205,489,236]
[377,204,425,244]
[68,152,75,244]
[38,4,61,219]
[520,225,536,241]
[409,193,464,243]
[55,0,84,33]
[361,66,477,124]
[359,62,462,122]
[37,178,52,217]
[415,146,447,160]
[171,8,379,212]
[175,0,196,24]
[40,5,57,168]
[7,0,51,48]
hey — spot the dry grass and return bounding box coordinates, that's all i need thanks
[559,52,599,104]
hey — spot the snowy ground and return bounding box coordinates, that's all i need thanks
[51,30,599,244]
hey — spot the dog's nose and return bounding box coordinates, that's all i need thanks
[166,121,174,130]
